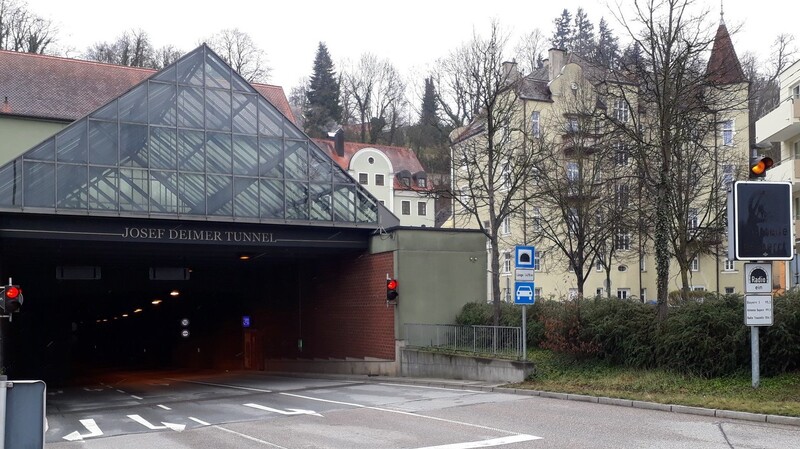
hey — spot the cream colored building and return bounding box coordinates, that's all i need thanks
[453,20,751,302]
[755,58,800,290]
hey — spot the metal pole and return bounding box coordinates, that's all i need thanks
[0,376,6,449]
[751,326,760,388]
[522,306,527,361]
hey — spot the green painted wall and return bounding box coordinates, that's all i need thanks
[0,116,67,165]
[371,228,487,338]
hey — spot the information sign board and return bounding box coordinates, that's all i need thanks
[745,295,774,326]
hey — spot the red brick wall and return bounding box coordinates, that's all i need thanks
[302,251,396,360]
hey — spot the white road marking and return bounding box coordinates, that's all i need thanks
[127,414,185,432]
[130,395,143,400]
[280,392,535,436]
[243,403,323,417]
[82,387,104,392]
[209,425,289,448]
[157,404,171,410]
[116,389,126,394]
[415,435,542,449]
[166,378,272,393]
[62,418,103,441]
[379,383,487,394]
[189,417,210,426]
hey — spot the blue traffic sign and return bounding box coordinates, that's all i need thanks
[515,246,535,268]
[514,281,535,305]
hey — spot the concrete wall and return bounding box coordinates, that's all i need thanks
[401,348,535,383]
[371,228,487,338]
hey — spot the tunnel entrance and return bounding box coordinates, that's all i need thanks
[0,214,375,385]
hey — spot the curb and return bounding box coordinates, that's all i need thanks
[260,371,800,427]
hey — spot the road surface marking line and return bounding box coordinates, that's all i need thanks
[166,378,272,393]
[157,404,171,410]
[210,425,288,448]
[416,434,542,449]
[127,414,185,432]
[62,418,103,441]
[379,383,487,394]
[243,403,323,417]
[189,417,210,426]
[280,392,530,436]
[116,389,126,394]
[131,395,143,400]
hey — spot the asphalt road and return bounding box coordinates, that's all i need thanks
[43,371,800,448]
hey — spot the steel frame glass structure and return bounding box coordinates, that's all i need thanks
[0,45,381,228]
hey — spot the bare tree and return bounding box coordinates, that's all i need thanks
[341,53,407,144]
[743,34,797,124]
[514,29,546,75]
[443,22,541,324]
[85,29,155,67]
[0,0,57,54]
[205,28,271,83]
[609,0,749,317]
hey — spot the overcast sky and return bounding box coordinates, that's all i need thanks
[27,0,799,94]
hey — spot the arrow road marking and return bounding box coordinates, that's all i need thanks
[62,418,103,441]
[243,403,323,417]
[127,414,186,432]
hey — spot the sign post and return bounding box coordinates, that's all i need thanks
[514,246,536,361]
[743,262,774,388]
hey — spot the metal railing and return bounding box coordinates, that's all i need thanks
[403,323,522,359]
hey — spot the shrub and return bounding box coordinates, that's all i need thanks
[538,299,601,358]
[583,298,658,368]
[761,290,800,375]
[654,295,748,377]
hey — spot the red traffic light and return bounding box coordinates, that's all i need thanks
[386,279,399,301]
[4,286,20,299]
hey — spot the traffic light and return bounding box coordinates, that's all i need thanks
[749,156,774,179]
[0,284,23,313]
[386,278,398,301]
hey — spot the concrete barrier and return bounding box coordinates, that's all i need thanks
[400,348,535,383]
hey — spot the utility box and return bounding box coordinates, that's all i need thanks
[4,380,46,449]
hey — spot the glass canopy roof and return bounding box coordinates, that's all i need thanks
[0,45,380,227]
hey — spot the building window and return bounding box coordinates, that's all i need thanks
[417,178,427,188]
[417,202,427,216]
[617,288,630,299]
[595,258,603,272]
[692,286,706,292]
[722,120,734,146]
[534,251,541,271]
[596,288,604,297]
[640,257,646,272]
[794,141,800,159]
[795,197,800,220]
[535,287,542,299]
[724,259,735,271]
[531,207,541,232]
[503,251,512,273]
[358,173,369,185]
[614,232,631,250]
[616,184,629,208]
[614,143,629,166]
[793,85,800,99]
[502,162,511,190]
[722,164,734,188]
[567,117,579,132]
[688,208,698,230]
[501,216,511,235]
[568,208,579,234]
[401,177,411,187]
[375,174,385,186]
[725,287,735,294]
[640,288,647,302]
[531,111,540,138]
[613,99,629,122]
[566,161,579,181]
[401,201,410,215]
[691,257,699,271]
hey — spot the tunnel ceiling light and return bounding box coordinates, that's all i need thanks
[169,290,180,297]
[134,308,143,313]
[238,254,252,261]
[152,299,163,305]
[122,313,129,318]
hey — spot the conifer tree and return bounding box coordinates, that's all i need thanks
[551,9,573,50]
[304,42,342,138]
[595,18,619,67]
[572,8,595,58]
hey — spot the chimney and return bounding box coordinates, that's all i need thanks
[502,61,519,83]
[328,128,345,157]
[548,48,565,82]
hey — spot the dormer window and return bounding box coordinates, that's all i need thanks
[417,178,427,188]
[402,177,411,187]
